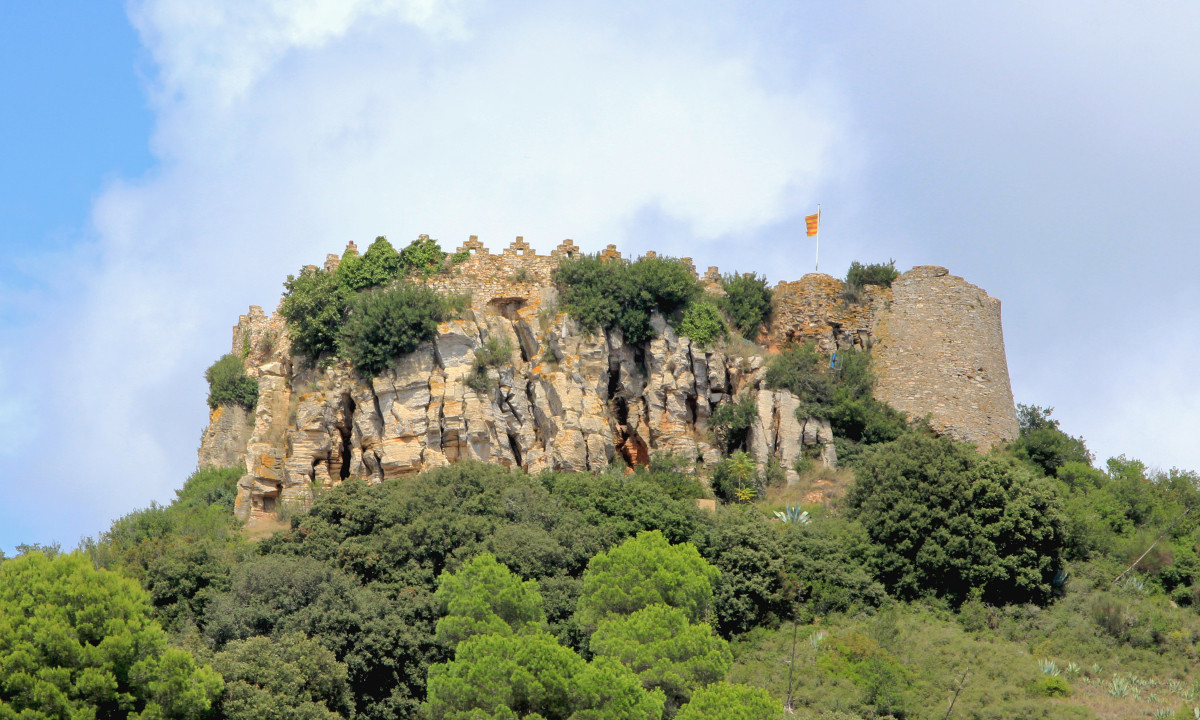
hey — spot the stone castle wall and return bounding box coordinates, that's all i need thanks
[871,266,1018,448]
[199,237,1018,521]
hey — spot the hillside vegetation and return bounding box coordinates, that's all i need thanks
[4,255,1198,720]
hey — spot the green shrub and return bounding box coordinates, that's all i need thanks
[554,254,701,344]
[398,235,446,277]
[338,284,454,377]
[1030,675,1072,697]
[763,342,834,418]
[677,300,727,347]
[846,259,899,288]
[710,394,758,455]
[710,451,761,503]
[337,236,404,292]
[719,272,773,338]
[466,337,514,394]
[280,266,350,360]
[205,353,259,410]
[849,433,1067,606]
[1010,404,1093,476]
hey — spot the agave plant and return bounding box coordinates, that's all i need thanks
[1039,659,1060,677]
[774,503,811,524]
[1066,662,1080,676]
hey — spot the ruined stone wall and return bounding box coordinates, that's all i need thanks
[871,266,1018,449]
[197,238,1018,523]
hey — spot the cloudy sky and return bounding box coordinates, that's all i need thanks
[2,1,1198,553]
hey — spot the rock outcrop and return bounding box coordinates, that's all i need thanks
[197,238,1017,524]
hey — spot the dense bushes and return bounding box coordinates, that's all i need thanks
[849,433,1066,606]
[709,393,757,455]
[555,254,701,344]
[279,235,463,374]
[845,259,899,289]
[0,552,224,719]
[763,341,908,462]
[205,353,259,409]
[338,284,456,377]
[676,300,727,348]
[1010,403,1093,476]
[719,272,773,338]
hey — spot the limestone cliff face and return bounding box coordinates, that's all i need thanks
[198,239,1016,523]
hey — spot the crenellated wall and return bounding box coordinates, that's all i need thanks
[199,236,1018,522]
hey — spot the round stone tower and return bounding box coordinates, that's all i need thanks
[871,265,1018,449]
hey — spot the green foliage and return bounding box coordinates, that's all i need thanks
[845,259,899,288]
[719,272,773,339]
[676,300,727,348]
[280,265,350,360]
[782,518,886,615]
[709,452,760,504]
[1030,675,1072,697]
[577,531,720,632]
[763,342,834,419]
[338,283,454,377]
[694,508,793,637]
[826,350,907,449]
[0,552,223,719]
[849,433,1067,606]
[1011,404,1093,477]
[425,632,664,720]
[398,235,447,277]
[212,632,352,720]
[467,338,515,394]
[204,353,259,410]
[591,604,731,711]
[435,553,547,647]
[337,236,404,292]
[709,394,756,456]
[554,255,700,344]
[673,682,781,720]
[85,466,247,632]
[635,455,705,502]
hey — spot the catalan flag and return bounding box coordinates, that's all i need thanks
[805,211,820,237]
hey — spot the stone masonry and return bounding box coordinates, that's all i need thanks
[197,237,1017,522]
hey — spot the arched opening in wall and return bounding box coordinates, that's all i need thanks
[487,297,527,320]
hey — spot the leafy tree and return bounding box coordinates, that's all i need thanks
[719,272,773,339]
[673,682,781,720]
[201,553,441,720]
[590,604,731,711]
[0,552,222,719]
[781,518,885,615]
[399,235,447,276]
[555,255,700,344]
[709,395,756,456]
[848,433,1066,606]
[85,467,247,633]
[826,350,907,450]
[845,260,899,288]
[425,632,663,720]
[694,507,792,636]
[204,353,259,410]
[435,553,547,647]
[709,452,760,504]
[338,283,455,377]
[675,301,726,348]
[576,531,720,632]
[1010,404,1093,477]
[763,342,834,419]
[212,632,352,720]
[280,266,350,360]
[337,236,404,292]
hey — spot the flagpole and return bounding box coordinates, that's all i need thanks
[815,203,821,273]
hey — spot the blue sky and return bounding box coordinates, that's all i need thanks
[3,1,1199,554]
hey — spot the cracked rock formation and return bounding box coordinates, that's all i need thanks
[198,239,1017,524]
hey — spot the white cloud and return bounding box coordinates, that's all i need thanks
[1,0,849,548]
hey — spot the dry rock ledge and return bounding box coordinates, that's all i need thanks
[197,238,1018,525]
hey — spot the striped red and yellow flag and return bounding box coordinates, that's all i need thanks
[805,212,819,237]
